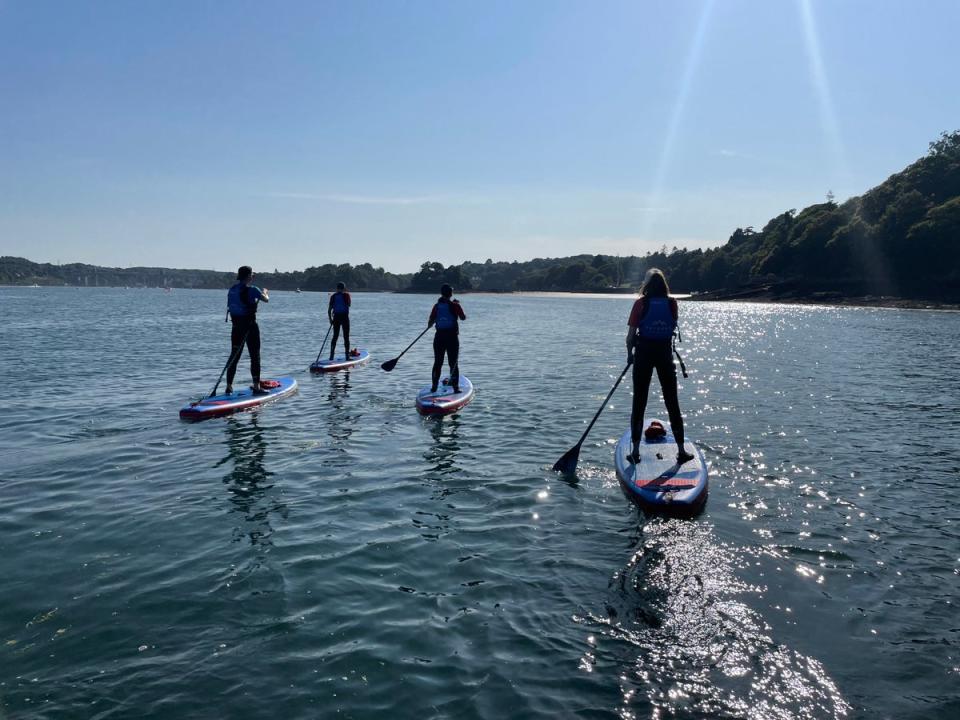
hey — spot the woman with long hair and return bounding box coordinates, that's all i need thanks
[626,268,694,465]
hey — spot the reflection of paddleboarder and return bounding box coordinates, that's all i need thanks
[327,281,351,361]
[219,416,280,547]
[626,268,693,466]
[427,284,466,393]
[225,265,269,395]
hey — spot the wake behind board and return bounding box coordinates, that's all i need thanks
[179,377,298,421]
[416,376,475,416]
[614,420,708,512]
[310,349,370,373]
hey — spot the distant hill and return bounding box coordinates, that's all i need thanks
[0,257,412,292]
[4,130,957,302]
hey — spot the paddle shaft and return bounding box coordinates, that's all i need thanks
[210,299,259,397]
[570,362,631,451]
[314,320,334,364]
[209,322,253,397]
[385,326,430,368]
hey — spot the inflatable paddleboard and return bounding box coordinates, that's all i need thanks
[416,376,475,416]
[614,420,708,512]
[179,377,298,421]
[310,349,370,373]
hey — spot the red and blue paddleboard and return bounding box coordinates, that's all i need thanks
[310,349,370,373]
[416,376,475,416]
[179,377,298,421]
[614,420,708,512]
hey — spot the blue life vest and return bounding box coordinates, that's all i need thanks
[331,292,349,315]
[638,297,676,340]
[435,300,457,331]
[227,282,258,317]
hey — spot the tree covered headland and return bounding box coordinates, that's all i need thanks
[0,258,412,292]
[417,130,960,301]
[3,131,958,302]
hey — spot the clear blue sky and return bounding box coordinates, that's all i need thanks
[1,0,958,273]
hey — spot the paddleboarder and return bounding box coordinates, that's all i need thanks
[626,268,694,466]
[328,281,351,361]
[225,265,269,395]
[428,284,466,393]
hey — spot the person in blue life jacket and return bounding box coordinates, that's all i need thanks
[428,284,466,393]
[225,265,269,395]
[626,268,694,466]
[327,281,352,361]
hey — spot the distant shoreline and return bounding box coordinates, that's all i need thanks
[6,284,958,311]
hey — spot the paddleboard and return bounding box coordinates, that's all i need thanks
[310,349,370,373]
[416,376,475,416]
[179,377,298,421]
[614,420,708,512]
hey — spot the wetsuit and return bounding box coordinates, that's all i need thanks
[628,296,684,449]
[328,291,351,360]
[226,282,267,388]
[429,297,466,390]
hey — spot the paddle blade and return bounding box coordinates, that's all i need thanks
[380,358,398,372]
[552,444,581,474]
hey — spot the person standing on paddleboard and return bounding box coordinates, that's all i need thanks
[626,268,694,466]
[226,265,269,395]
[428,284,466,393]
[328,281,352,361]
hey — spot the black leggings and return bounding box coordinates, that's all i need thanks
[227,317,261,386]
[432,330,459,389]
[631,339,684,448]
[330,313,350,358]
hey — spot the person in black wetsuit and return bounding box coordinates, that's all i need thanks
[225,265,269,395]
[626,268,693,465]
[328,281,351,361]
[428,284,466,393]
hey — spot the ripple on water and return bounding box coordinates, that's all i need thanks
[3,290,960,718]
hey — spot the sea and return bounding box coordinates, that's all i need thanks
[1,287,958,719]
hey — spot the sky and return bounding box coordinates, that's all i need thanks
[1,0,958,273]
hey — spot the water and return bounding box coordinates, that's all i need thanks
[1,287,958,719]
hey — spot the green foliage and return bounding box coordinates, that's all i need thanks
[0,257,412,291]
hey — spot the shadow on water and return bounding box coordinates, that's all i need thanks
[215,415,286,548]
[581,517,851,718]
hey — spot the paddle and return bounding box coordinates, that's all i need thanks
[552,362,631,473]
[207,322,254,398]
[381,326,430,372]
[314,320,333,365]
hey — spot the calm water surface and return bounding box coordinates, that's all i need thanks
[1,288,958,719]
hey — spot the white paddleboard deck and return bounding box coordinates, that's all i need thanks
[416,376,475,415]
[310,349,370,373]
[614,420,708,510]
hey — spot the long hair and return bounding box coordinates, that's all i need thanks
[640,268,670,297]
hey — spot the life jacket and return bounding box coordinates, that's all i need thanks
[227,282,257,318]
[637,297,675,341]
[435,299,457,331]
[331,291,349,315]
